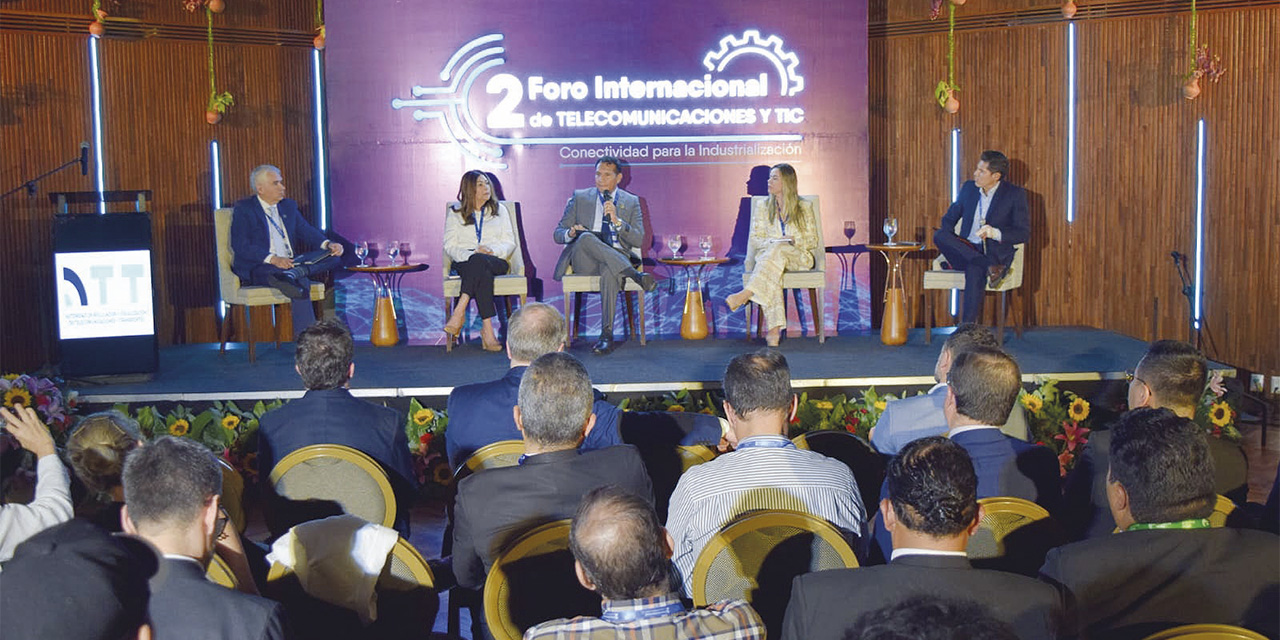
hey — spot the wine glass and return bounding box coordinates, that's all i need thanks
[400,241,414,264]
[843,221,857,244]
[387,240,401,266]
[699,235,713,258]
[354,241,369,267]
[667,234,683,259]
[883,218,899,245]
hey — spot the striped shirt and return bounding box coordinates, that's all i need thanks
[523,593,764,640]
[665,435,866,595]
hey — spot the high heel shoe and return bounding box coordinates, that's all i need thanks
[442,316,463,337]
[726,291,751,312]
[765,328,782,348]
[480,327,503,352]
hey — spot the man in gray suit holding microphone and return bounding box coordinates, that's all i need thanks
[553,156,656,355]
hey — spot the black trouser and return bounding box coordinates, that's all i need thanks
[453,253,509,319]
[933,229,1002,324]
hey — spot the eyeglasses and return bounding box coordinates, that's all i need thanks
[214,507,230,541]
[1124,370,1142,384]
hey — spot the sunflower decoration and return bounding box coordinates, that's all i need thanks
[413,408,435,426]
[813,400,835,411]
[169,418,191,437]
[874,400,887,412]
[1209,401,1232,427]
[432,459,453,486]
[221,414,241,431]
[666,405,685,412]
[1068,397,1090,422]
[1020,392,1044,415]
[4,386,32,409]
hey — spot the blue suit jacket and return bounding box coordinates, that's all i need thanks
[950,427,1061,514]
[257,388,418,536]
[939,180,1030,266]
[870,385,948,455]
[445,366,722,470]
[230,195,329,282]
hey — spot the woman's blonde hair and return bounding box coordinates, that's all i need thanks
[765,163,805,234]
[67,410,143,495]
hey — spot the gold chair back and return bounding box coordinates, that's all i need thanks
[1208,494,1236,528]
[969,496,1064,576]
[677,444,718,472]
[455,439,525,483]
[217,457,246,534]
[483,520,600,640]
[1141,624,1270,640]
[206,550,239,589]
[269,444,397,529]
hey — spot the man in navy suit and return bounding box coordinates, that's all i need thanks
[553,156,656,354]
[933,150,1030,323]
[231,164,343,331]
[257,319,417,537]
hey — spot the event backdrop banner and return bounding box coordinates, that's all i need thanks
[326,1,870,342]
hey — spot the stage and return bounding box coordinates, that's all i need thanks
[70,326,1226,406]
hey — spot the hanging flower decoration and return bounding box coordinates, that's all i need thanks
[313,0,325,50]
[203,5,234,124]
[88,0,108,36]
[1181,0,1227,100]
[932,1,961,113]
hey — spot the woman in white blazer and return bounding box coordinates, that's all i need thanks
[442,171,516,351]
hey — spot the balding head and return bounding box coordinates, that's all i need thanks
[570,486,669,600]
[506,302,566,365]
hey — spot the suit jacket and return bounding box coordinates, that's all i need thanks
[940,180,1030,267]
[149,556,288,640]
[258,388,418,537]
[870,384,1030,455]
[445,366,722,470]
[950,427,1061,515]
[1062,427,1250,540]
[451,445,653,590]
[552,187,644,280]
[782,554,1064,640]
[1040,527,1280,639]
[230,195,329,282]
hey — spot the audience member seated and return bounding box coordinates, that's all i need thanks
[451,352,654,591]
[446,302,722,470]
[124,436,286,638]
[0,406,72,564]
[0,518,157,640]
[869,323,1028,455]
[526,485,766,640]
[1039,408,1279,639]
[843,595,1020,640]
[66,410,144,533]
[665,350,866,595]
[1063,339,1249,540]
[782,437,1063,640]
[257,319,417,537]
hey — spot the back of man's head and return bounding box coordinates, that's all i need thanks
[723,349,792,419]
[123,436,222,532]
[296,319,354,389]
[1136,340,1207,413]
[517,352,594,448]
[507,302,566,364]
[845,595,1018,640]
[570,486,669,600]
[938,323,1000,381]
[1109,407,1215,524]
[886,437,978,537]
[948,346,1021,426]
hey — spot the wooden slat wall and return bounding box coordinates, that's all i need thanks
[869,2,1278,373]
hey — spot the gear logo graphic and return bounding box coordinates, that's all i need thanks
[702,30,804,97]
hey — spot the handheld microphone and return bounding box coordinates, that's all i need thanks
[601,190,612,203]
[79,142,90,176]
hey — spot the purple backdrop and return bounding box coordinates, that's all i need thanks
[325,1,871,343]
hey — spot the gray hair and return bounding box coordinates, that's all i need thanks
[507,302,566,363]
[249,164,281,191]
[517,352,594,447]
[123,436,222,529]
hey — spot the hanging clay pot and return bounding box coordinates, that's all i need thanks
[89,21,105,37]
[205,110,222,125]
[1062,2,1078,19]
[944,95,960,114]
[1182,77,1201,100]
[313,34,325,50]
[207,0,225,13]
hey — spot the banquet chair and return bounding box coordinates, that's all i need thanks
[1111,495,1241,534]
[453,439,524,483]
[924,242,1025,346]
[268,444,397,529]
[1141,624,1270,640]
[969,496,1065,577]
[690,509,857,638]
[792,429,886,518]
[677,444,719,472]
[214,208,324,363]
[205,550,239,589]
[742,195,826,343]
[442,200,528,352]
[484,520,600,640]
[561,245,647,346]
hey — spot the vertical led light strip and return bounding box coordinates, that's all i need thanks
[949,127,960,316]
[1192,118,1205,330]
[88,37,107,214]
[312,48,329,231]
[210,139,226,320]
[1066,22,1077,223]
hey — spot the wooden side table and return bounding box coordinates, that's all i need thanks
[866,243,922,346]
[348,264,428,346]
[657,257,728,340]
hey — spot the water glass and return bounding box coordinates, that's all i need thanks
[883,218,899,244]
[667,234,683,259]
[699,235,713,258]
[387,240,401,266]
[354,242,369,266]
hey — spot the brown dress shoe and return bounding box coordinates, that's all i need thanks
[987,264,1011,288]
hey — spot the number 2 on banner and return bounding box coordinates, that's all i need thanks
[486,74,525,129]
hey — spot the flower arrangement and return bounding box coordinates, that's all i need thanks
[791,388,900,441]
[404,398,450,492]
[1020,379,1094,476]
[118,400,279,483]
[1,374,79,444]
[1195,371,1242,442]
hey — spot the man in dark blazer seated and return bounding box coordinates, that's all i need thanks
[782,437,1064,640]
[451,352,653,591]
[933,150,1030,323]
[257,319,417,537]
[1040,408,1278,639]
[445,302,723,471]
[122,436,289,640]
[1063,339,1249,540]
[231,164,343,330]
[552,156,656,354]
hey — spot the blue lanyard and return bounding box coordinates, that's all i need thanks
[736,437,795,450]
[601,601,686,623]
[474,210,485,244]
[263,206,292,254]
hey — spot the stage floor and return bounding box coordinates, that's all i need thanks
[71,326,1222,404]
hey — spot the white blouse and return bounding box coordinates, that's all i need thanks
[443,202,516,265]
